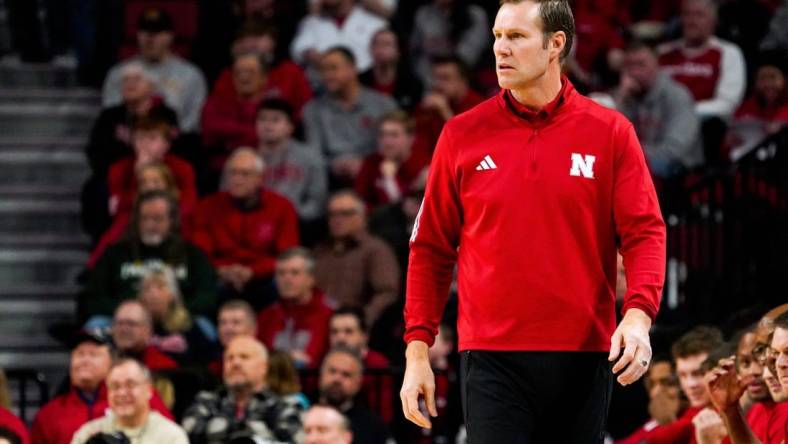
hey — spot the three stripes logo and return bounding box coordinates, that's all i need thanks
[475,155,498,171]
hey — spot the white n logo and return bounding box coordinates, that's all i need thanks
[569,153,596,179]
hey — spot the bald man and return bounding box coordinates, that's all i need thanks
[193,148,300,310]
[182,336,304,443]
[303,405,353,444]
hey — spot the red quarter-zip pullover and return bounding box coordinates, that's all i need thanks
[404,78,666,352]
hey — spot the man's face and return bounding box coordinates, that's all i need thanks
[224,336,267,392]
[329,315,366,351]
[70,342,112,391]
[233,55,266,98]
[755,66,785,105]
[112,303,152,353]
[256,109,294,145]
[681,0,716,45]
[771,327,788,394]
[121,71,153,103]
[371,30,399,65]
[645,361,680,400]
[623,48,659,93]
[431,63,466,101]
[107,362,151,422]
[319,352,362,407]
[754,337,786,402]
[138,198,172,246]
[303,407,353,444]
[320,52,357,95]
[218,308,256,347]
[225,152,263,200]
[378,120,413,161]
[275,256,315,302]
[736,332,770,401]
[133,129,170,161]
[327,195,365,239]
[493,1,557,91]
[137,31,173,62]
[676,353,710,407]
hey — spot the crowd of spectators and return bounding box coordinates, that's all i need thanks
[1,0,788,442]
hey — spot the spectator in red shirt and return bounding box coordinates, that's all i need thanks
[413,55,485,157]
[355,110,429,210]
[211,22,312,122]
[328,307,392,422]
[359,29,424,111]
[201,53,268,172]
[111,300,179,371]
[108,117,197,222]
[729,55,788,153]
[209,299,258,376]
[30,330,172,444]
[615,357,684,444]
[644,326,724,444]
[193,148,299,310]
[0,409,28,444]
[257,248,333,368]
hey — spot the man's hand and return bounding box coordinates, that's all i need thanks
[693,408,727,444]
[705,357,749,414]
[400,341,437,429]
[609,308,653,385]
[421,93,454,121]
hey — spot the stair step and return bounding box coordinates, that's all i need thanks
[0,88,100,106]
[0,234,89,248]
[0,62,79,88]
[0,249,88,287]
[0,352,71,370]
[0,284,81,300]
[0,201,84,236]
[0,185,80,199]
[0,150,88,188]
[0,103,97,139]
[0,138,85,152]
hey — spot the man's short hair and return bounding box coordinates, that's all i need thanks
[323,345,365,373]
[625,39,658,55]
[379,109,415,134]
[331,306,367,333]
[115,299,153,329]
[328,189,366,214]
[133,116,173,141]
[277,247,316,274]
[431,55,470,81]
[235,20,277,42]
[257,98,295,123]
[499,0,575,62]
[305,405,352,431]
[219,299,256,323]
[774,311,788,331]
[109,357,152,383]
[130,190,180,235]
[671,326,724,360]
[324,46,356,67]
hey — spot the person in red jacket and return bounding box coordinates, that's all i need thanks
[201,52,267,172]
[0,408,28,444]
[257,247,332,368]
[211,22,312,122]
[30,330,172,444]
[328,307,392,423]
[107,117,197,221]
[354,110,429,210]
[412,55,485,158]
[400,1,667,442]
[193,148,299,310]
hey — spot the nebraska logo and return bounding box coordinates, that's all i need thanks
[569,153,596,179]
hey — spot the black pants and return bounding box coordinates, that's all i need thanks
[461,351,613,444]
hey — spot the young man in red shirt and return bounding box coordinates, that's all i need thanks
[400,0,666,442]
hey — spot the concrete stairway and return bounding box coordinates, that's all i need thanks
[0,60,98,419]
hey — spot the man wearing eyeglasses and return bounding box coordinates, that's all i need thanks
[71,359,188,444]
[313,190,400,329]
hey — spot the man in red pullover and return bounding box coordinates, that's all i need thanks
[193,148,299,310]
[400,1,666,442]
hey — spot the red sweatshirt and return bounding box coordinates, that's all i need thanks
[354,150,430,209]
[0,407,29,444]
[193,189,299,279]
[256,288,333,367]
[30,385,172,444]
[405,78,666,351]
[107,154,198,219]
[363,350,393,424]
[645,406,702,444]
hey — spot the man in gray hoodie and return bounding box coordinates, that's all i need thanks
[614,40,704,178]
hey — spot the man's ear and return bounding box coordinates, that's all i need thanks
[550,31,567,61]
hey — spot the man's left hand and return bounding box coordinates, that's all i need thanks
[609,308,653,386]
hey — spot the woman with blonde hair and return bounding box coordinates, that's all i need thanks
[138,266,219,366]
[266,350,310,409]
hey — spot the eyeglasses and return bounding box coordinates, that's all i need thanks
[328,209,359,218]
[113,319,146,328]
[107,379,146,392]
